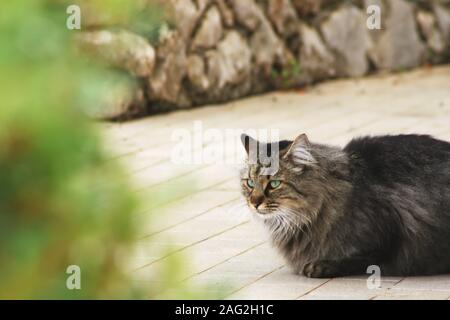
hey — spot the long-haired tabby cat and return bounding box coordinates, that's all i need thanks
[240,133,450,278]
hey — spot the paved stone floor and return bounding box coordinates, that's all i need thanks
[101,65,450,300]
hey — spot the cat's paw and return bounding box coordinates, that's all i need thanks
[302,261,335,278]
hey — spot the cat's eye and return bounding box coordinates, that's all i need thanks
[269,180,281,189]
[246,179,255,188]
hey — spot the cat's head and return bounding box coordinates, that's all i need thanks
[240,133,335,230]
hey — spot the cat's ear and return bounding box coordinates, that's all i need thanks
[240,133,257,155]
[284,133,317,165]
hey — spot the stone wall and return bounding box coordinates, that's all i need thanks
[78,0,450,119]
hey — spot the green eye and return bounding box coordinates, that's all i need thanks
[247,179,255,188]
[269,180,281,189]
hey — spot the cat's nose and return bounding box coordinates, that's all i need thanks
[250,196,264,209]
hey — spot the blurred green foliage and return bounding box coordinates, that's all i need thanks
[0,0,202,299]
[72,0,171,43]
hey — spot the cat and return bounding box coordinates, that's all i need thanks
[240,133,450,278]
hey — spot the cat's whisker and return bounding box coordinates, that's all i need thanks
[276,205,310,235]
